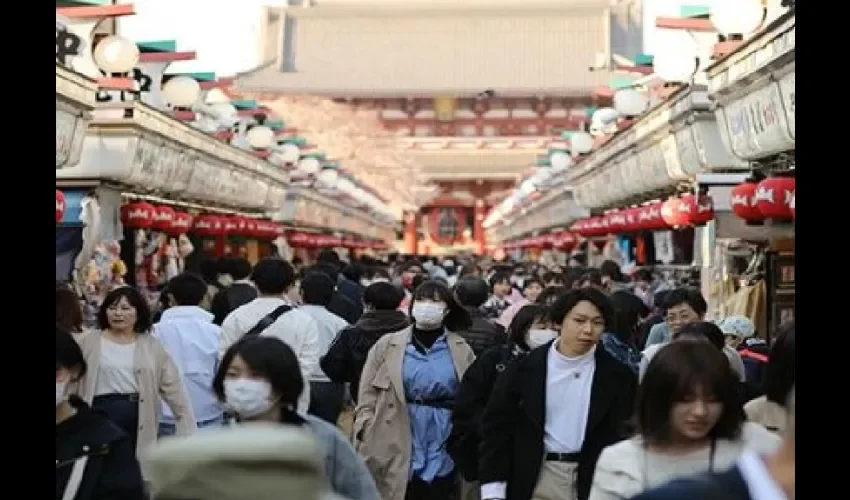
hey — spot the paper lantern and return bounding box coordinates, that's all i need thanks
[192,214,225,237]
[661,198,690,227]
[56,190,66,224]
[613,89,649,117]
[244,218,259,238]
[120,201,156,229]
[789,192,795,219]
[167,212,193,236]
[151,205,176,231]
[636,203,667,231]
[605,211,628,234]
[755,176,795,221]
[222,217,238,235]
[681,194,715,226]
[710,0,765,36]
[730,182,765,223]
[229,216,249,236]
[621,207,640,232]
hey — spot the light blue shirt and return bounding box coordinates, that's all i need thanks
[153,306,224,424]
[645,322,671,348]
[403,335,458,482]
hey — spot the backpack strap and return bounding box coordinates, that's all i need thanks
[244,305,293,338]
[61,456,90,500]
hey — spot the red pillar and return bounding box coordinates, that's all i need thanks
[403,211,419,255]
[474,199,487,256]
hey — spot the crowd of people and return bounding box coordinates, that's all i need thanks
[56,251,795,500]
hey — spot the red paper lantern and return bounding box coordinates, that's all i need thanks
[789,192,795,219]
[755,176,795,221]
[56,190,66,224]
[222,217,238,235]
[288,231,310,247]
[243,219,259,238]
[661,197,690,227]
[167,212,193,236]
[121,201,156,229]
[636,203,667,231]
[621,207,640,232]
[192,214,225,237]
[681,194,714,226]
[152,205,176,231]
[606,211,627,234]
[273,224,285,238]
[554,232,578,252]
[730,182,765,223]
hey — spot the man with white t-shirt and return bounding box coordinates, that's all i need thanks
[220,258,321,414]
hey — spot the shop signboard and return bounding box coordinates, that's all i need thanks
[778,71,795,139]
[723,82,794,160]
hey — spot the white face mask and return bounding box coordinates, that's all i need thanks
[360,279,372,287]
[527,328,558,348]
[56,381,67,407]
[411,302,446,330]
[224,378,275,418]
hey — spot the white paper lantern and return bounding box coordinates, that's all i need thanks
[592,107,620,127]
[613,89,649,116]
[570,132,595,155]
[519,179,536,195]
[162,76,201,107]
[93,35,140,74]
[710,0,764,35]
[550,151,571,170]
[246,126,275,149]
[318,168,339,187]
[298,157,321,175]
[652,30,699,83]
[209,102,237,118]
[336,178,355,195]
[279,143,301,164]
[204,88,231,105]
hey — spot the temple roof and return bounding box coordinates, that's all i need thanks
[237,2,615,97]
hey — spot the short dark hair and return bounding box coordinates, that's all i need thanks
[341,263,364,283]
[600,260,625,282]
[217,257,234,276]
[316,249,340,266]
[199,259,218,283]
[541,272,565,286]
[166,273,208,306]
[489,271,512,289]
[363,282,404,310]
[522,277,543,292]
[508,304,548,350]
[309,262,340,283]
[764,320,795,405]
[251,258,296,295]
[56,326,87,380]
[231,258,253,281]
[213,336,303,407]
[536,286,567,307]
[665,287,707,317]
[97,286,153,333]
[579,269,603,288]
[454,277,490,308]
[300,271,336,307]
[673,321,724,350]
[549,288,614,329]
[637,341,744,445]
[608,290,650,343]
[410,280,472,332]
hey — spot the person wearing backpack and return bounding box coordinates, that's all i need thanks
[211,258,258,326]
[450,304,554,500]
[219,258,321,414]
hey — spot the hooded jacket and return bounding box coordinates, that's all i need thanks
[320,309,410,402]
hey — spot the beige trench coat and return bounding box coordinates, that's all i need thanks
[71,331,197,456]
[353,327,476,500]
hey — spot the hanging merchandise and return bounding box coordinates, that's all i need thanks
[56,190,66,224]
[653,231,675,264]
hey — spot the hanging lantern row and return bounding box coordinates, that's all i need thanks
[119,202,283,239]
[567,195,715,238]
[503,232,579,252]
[56,190,66,224]
[287,231,388,250]
[730,175,795,224]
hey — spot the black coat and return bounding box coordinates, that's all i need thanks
[56,397,145,500]
[455,306,507,357]
[211,282,258,325]
[450,342,528,481]
[478,342,637,500]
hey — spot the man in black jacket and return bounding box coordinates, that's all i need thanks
[210,258,258,325]
[453,277,507,356]
[310,262,361,324]
[320,282,409,403]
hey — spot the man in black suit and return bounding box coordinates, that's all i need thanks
[631,387,795,500]
[210,258,258,325]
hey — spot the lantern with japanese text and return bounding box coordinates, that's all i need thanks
[661,197,689,227]
[288,231,310,247]
[621,207,640,232]
[222,217,238,235]
[167,212,193,236]
[56,190,66,224]
[605,211,627,234]
[730,182,765,224]
[754,176,795,221]
[120,201,156,229]
[192,214,225,237]
[636,203,667,231]
[152,205,176,231]
[681,194,714,226]
[244,218,259,238]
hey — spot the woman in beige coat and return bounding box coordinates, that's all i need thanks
[71,286,196,457]
[354,281,475,500]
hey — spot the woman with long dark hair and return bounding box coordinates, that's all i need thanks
[589,342,780,499]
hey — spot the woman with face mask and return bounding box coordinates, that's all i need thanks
[215,336,380,500]
[354,280,475,500]
[588,342,781,500]
[451,305,555,497]
[57,327,145,500]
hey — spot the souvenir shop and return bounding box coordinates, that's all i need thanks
[704,10,795,336]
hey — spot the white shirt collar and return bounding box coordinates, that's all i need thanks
[737,450,788,500]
